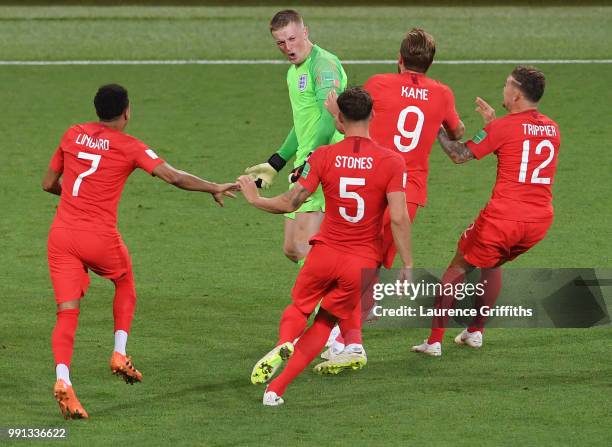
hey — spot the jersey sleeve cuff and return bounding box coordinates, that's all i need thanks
[465,141,486,160]
[143,157,165,175]
[298,177,317,193]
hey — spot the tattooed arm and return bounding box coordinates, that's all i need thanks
[437,127,475,164]
[237,175,312,214]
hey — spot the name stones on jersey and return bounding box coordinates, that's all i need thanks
[334,155,374,170]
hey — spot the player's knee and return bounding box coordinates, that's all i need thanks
[113,270,136,297]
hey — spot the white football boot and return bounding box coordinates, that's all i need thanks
[320,338,345,360]
[314,344,367,375]
[262,390,284,407]
[410,340,442,357]
[454,329,483,348]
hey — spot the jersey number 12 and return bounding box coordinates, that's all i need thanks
[518,139,555,184]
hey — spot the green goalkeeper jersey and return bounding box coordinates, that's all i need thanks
[279,44,347,168]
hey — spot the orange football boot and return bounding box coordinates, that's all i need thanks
[53,379,89,420]
[110,352,143,384]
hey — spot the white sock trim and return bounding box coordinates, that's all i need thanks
[114,330,128,355]
[56,364,71,386]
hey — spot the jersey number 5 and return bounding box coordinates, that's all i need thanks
[339,177,365,223]
[72,152,102,197]
[518,139,555,184]
[394,105,424,153]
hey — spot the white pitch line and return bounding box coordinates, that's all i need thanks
[0,59,611,66]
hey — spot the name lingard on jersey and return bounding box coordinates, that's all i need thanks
[335,155,374,169]
[75,133,110,151]
[401,86,429,101]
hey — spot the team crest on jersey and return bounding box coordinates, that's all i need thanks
[298,74,308,92]
[472,129,488,144]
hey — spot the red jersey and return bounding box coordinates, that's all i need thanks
[298,136,407,262]
[466,110,561,222]
[49,122,165,231]
[364,72,460,206]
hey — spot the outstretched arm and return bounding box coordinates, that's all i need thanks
[437,127,475,164]
[42,168,62,196]
[152,162,238,207]
[238,175,312,214]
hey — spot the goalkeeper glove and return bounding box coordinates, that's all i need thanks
[244,153,286,189]
[288,152,312,183]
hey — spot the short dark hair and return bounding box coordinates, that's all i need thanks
[337,87,373,122]
[94,84,129,121]
[511,66,546,103]
[400,28,436,73]
[270,9,303,32]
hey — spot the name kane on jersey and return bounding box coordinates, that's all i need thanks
[401,86,429,101]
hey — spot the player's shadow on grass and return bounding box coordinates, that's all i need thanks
[94,377,251,416]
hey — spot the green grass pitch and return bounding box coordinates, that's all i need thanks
[0,4,611,446]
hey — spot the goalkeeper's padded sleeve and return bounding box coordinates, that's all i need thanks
[276,127,298,164]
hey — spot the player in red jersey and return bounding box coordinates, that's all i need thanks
[43,84,238,419]
[411,65,561,356]
[238,88,413,405]
[321,29,465,369]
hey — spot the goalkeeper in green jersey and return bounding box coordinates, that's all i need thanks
[245,9,347,263]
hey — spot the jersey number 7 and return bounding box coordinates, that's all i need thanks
[72,152,102,197]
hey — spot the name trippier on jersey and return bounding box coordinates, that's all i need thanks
[522,123,557,137]
[335,155,373,169]
[401,86,429,101]
[75,133,110,151]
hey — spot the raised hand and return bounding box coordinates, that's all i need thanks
[325,90,340,117]
[475,97,496,125]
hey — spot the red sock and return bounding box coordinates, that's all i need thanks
[277,304,309,345]
[268,312,336,397]
[338,302,362,346]
[51,309,80,366]
[336,267,379,346]
[468,268,503,333]
[428,267,465,344]
[112,270,137,333]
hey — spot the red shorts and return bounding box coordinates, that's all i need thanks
[458,211,552,268]
[381,202,419,269]
[292,243,378,320]
[47,226,133,304]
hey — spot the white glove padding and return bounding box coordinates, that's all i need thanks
[244,162,278,189]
